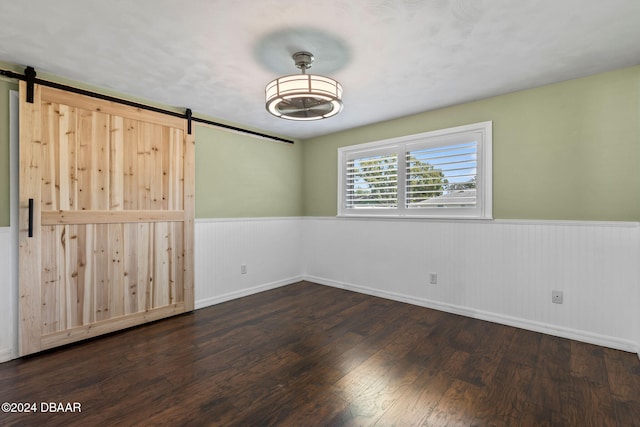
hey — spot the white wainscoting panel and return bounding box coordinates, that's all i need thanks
[0,228,14,362]
[194,218,303,309]
[302,217,640,355]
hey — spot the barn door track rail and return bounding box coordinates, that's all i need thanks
[1,66,294,144]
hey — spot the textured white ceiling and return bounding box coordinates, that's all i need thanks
[1,0,639,140]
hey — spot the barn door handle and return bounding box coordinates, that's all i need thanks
[28,198,34,237]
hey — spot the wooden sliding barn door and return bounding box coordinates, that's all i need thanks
[18,82,194,356]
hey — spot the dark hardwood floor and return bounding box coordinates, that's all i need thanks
[1,281,639,426]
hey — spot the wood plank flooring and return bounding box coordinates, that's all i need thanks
[1,281,639,426]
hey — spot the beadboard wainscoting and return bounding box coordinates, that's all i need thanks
[0,227,16,362]
[194,218,304,309]
[302,217,640,356]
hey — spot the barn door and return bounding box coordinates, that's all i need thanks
[18,82,194,356]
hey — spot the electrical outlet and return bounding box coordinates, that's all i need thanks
[240,264,247,275]
[552,290,563,304]
[429,273,437,285]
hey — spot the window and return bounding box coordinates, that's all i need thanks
[338,121,492,218]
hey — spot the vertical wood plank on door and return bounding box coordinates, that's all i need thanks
[94,224,110,321]
[162,127,170,211]
[148,123,163,211]
[89,112,110,322]
[124,222,139,315]
[109,223,125,318]
[167,128,184,211]
[19,82,44,356]
[138,122,151,210]
[41,225,58,334]
[183,130,195,311]
[110,116,124,211]
[179,129,187,305]
[77,109,93,211]
[41,102,58,211]
[69,106,79,211]
[154,221,170,308]
[56,225,67,332]
[137,222,150,311]
[81,225,94,325]
[168,223,176,305]
[58,105,71,211]
[65,224,80,328]
[123,119,140,315]
[40,101,62,335]
[109,116,125,318]
[123,119,137,211]
[92,112,110,210]
[150,124,167,307]
[172,222,184,304]
[75,224,86,326]
[164,130,175,305]
[167,128,184,305]
[61,108,79,327]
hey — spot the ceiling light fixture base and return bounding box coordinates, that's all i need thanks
[292,51,314,71]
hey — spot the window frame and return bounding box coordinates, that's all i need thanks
[337,121,492,219]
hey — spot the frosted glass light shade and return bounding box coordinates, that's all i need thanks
[265,73,343,120]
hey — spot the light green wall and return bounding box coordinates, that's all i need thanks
[0,79,18,226]
[195,125,302,217]
[302,66,640,221]
[1,64,639,224]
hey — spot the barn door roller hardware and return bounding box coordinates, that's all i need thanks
[186,108,192,135]
[25,66,36,103]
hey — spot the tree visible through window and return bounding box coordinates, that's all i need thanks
[347,153,398,208]
[406,155,448,204]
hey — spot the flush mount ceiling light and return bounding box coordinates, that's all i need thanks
[266,51,343,121]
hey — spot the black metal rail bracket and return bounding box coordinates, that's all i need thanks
[24,66,36,103]
[186,108,193,135]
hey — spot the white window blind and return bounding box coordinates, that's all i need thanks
[406,141,477,209]
[346,153,398,209]
[338,121,492,219]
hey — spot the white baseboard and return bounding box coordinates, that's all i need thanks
[0,347,13,363]
[194,276,303,310]
[304,275,640,356]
